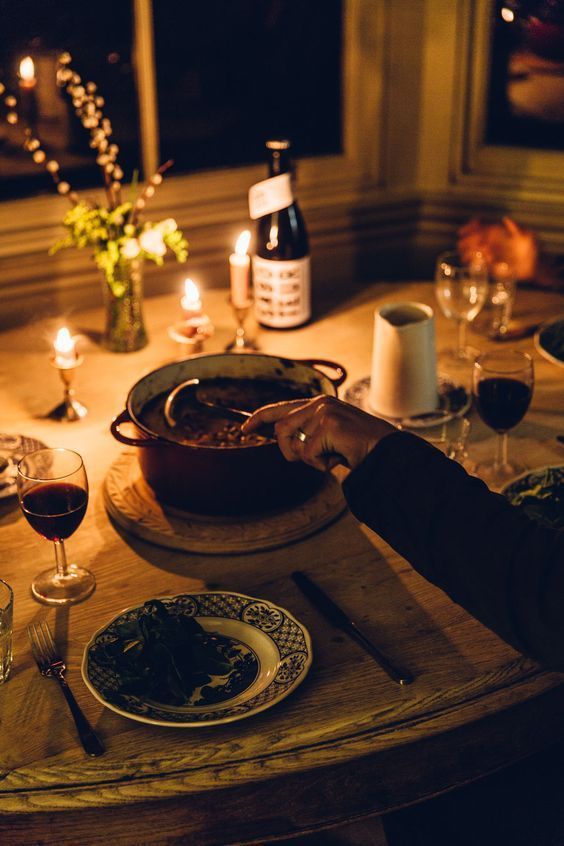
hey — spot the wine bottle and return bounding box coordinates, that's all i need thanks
[248,139,311,329]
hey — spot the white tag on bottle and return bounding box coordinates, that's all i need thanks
[252,256,311,328]
[248,174,294,220]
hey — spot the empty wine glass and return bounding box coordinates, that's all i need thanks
[16,448,95,605]
[435,251,489,361]
[472,350,534,487]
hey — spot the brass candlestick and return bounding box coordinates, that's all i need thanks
[49,357,88,422]
[225,297,258,352]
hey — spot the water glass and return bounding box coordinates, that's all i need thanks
[416,415,473,470]
[435,250,489,361]
[489,262,517,338]
[0,580,13,683]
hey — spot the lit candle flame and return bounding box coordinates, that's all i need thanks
[53,327,77,367]
[501,7,515,22]
[181,278,203,319]
[19,56,35,83]
[55,327,74,354]
[235,230,251,257]
[183,278,201,305]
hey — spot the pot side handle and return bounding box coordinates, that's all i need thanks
[110,409,161,448]
[296,358,347,389]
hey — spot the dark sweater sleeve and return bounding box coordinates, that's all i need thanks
[342,431,564,669]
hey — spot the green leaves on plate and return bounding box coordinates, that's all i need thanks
[96,599,233,706]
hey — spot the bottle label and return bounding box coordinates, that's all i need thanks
[253,256,311,328]
[248,174,294,220]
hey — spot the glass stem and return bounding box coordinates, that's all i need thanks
[457,319,467,358]
[53,540,69,579]
[495,431,508,470]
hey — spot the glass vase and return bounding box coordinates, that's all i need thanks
[102,258,148,353]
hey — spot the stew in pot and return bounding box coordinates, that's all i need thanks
[140,377,315,447]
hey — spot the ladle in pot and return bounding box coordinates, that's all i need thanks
[164,379,279,443]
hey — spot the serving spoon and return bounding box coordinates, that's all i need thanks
[164,379,274,438]
[163,379,342,459]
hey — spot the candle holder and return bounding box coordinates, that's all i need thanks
[168,314,214,357]
[49,357,88,422]
[225,297,258,352]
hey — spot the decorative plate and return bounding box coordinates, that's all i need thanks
[82,591,312,727]
[535,316,564,368]
[501,466,564,530]
[0,434,47,500]
[344,375,470,429]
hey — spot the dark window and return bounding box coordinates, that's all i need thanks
[0,0,343,200]
[486,0,564,150]
[153,0,343,171]
[0,0,139,199]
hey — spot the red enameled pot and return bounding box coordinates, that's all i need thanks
[110,352,346,515]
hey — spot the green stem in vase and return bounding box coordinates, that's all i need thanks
[103,258,148,353]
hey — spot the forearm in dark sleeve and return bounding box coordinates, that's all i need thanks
[342,431,564,669]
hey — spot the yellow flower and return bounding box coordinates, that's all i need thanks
[157,218,178,236]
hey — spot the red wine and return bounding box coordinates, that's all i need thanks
[22,482,87,541]
[249,139,311,329]
[474,377,532,432]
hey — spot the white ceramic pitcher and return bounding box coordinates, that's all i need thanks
[368,301,438,419]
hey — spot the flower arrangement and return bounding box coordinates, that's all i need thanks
[1,52,188,348]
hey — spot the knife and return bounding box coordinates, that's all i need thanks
[292,571,413,686]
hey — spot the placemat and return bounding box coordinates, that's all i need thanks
[104,451,348,554]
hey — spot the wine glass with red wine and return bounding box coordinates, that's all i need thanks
[16,448,95,605]
[472,350,534,487]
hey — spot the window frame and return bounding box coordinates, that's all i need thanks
[452,0,564,195]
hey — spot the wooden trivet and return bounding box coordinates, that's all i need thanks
[103,451,348,554]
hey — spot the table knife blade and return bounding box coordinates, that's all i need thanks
[292,571,413,686]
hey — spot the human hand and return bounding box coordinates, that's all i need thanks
[457,217,539,281]
[241,396,396,472]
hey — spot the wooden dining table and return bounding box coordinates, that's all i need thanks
[1,280,563,846]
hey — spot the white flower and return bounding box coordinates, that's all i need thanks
[121,238,141,259]
[157,218,177,236]
[139,227,166,257]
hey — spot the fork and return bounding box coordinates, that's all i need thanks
[27,621,105,757]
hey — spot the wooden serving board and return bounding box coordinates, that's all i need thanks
[103,450,348,554]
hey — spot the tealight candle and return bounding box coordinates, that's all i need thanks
[229,230,251,308]
[181,278,202,320]
[53,327,77,369]
[170,279,213,354]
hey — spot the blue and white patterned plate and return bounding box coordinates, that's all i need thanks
[0,434,47,499]
[82,591,312,727]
